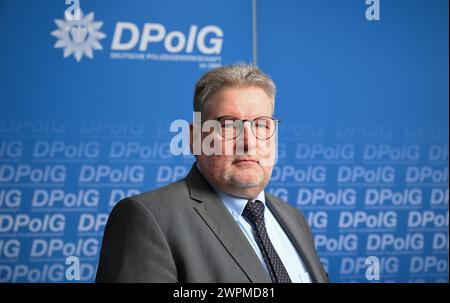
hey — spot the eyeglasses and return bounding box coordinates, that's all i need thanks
[212,116,281,140]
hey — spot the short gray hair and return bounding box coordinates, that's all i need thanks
[193,63,276,114]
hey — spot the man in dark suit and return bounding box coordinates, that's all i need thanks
[96,63,329,283]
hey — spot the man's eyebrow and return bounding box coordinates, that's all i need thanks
[218,115,273,120]
[218,115,239,118]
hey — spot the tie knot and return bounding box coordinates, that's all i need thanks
[242,200,265,224]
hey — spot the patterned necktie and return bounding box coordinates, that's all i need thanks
[242,200,292,283]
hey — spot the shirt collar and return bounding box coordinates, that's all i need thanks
[215,190,266,222]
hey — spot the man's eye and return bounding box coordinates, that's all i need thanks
[221,121,236,128]
[255,121,269,129]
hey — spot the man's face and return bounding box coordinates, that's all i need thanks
[196,86,276,199]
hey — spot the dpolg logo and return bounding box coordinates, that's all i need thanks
[51,9,106,62]
[51,5,224,65]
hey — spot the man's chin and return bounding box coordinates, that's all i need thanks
[227,173,264,189]
[228,180,261,189]
[232,160,261,170]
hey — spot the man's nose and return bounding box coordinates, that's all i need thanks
[242,121,257,149]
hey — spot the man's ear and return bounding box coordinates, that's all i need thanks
[190,112,204,157]
[189,123,194,155]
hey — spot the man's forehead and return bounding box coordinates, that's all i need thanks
[212,86,271,100]
[205,107,272,120]
[205,87,273,118]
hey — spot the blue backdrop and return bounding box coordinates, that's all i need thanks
[0,0,448,282]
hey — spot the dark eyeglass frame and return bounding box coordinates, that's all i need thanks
[212,115,281,140]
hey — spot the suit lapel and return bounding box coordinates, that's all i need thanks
[265,194,323,283]
[186,164,271,283]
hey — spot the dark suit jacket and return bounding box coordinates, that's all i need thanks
[96,163,329,282]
